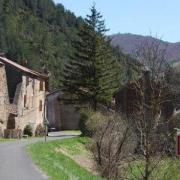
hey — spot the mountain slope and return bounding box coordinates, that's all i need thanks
[110,33,180,62]
[0,0,84,88]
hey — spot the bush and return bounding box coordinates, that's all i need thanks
[23,124,33,137]
[89,112,136,179]
[4,129,22,139]
[35,124,45,137]
[79,110,93,137]
[169,113,180,132]
[0,127,3,137]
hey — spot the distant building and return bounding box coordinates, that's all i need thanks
[0,56,48,136]
[114,72,175,120]
[46,90,80,131]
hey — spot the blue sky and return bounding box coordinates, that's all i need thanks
[53,0,180,43]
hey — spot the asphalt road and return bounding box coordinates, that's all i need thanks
[0,132,78,180]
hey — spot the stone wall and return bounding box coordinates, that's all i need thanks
[0,64,9,133]
[0,61,47,137]
[15,75,46,132]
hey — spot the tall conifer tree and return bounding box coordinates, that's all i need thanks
[62,5,119,110]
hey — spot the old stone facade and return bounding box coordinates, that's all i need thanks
[0,62,9,132]
[0,56,48,136]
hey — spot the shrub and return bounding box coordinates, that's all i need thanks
[79,110,93,137]
[169,113,180,132]
[35,124,45,137]
[0,127,3,137]
[23,124,33,137]
[88,112,136,179]
[4,129,22,139]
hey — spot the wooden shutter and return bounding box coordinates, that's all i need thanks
[39,100,43,111]
[26,77,29,86]
[24,95,27,108]
[39,80,44,91]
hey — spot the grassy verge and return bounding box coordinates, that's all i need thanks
[0,138,15,143]
[128,157,180,179]
[27,137,102,180]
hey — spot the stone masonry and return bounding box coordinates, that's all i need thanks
[0,56,48,136]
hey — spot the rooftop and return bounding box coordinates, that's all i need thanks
[0,56,48,79]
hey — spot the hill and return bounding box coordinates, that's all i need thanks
[110,33,180,63]
[0,0,84,88]
[173,61,180,72]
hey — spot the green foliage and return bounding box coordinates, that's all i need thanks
[62,5,122,110]
[23,124,33,137]
[128,158,180,180]
[79,110,93,137]
[50,136,90,156]
[79,110,116,137]
[0,0,133,93]
[0,138,15,143]
[0,0,83,89]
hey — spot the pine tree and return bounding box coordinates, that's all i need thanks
[62,5,119,110]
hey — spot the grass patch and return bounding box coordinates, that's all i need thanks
[27,136,180,179]
[0,138,15,143]
[48,130,81,135]
[128,158,180,180]
[27,137,102,180]
[59,130,81,134]
[56,136,90,156]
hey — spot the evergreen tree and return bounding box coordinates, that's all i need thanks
[62,5,119,110]
[0,0,129,91]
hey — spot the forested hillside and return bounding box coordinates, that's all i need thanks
[0,0,135,90]
[0,0,84,88]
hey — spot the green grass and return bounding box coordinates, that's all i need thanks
[27,137,102,180]
[27,136,180,180]
[56,136,90,156]
[59,130,81,134]
[0,138,15,143]
[128,158,180,180]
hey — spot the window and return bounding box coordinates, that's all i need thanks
[39,100,43,111]
[39,80,44,91]
[26,77,29,86]
[24,95,27,108]
[32,79,35,94]
[45,81,49,91]
[31,96,34,108]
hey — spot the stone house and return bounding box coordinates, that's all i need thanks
[0,56,48,136]
[46,90,80,131]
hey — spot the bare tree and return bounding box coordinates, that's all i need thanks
[86,38,177,180]
[127,38,175,180]
[166,65,180,117]
[87,112,136,180]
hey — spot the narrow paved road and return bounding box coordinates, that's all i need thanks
[0,132,78,180]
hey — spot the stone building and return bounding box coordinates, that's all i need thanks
[46,90,80,130]
[0,56,48,136]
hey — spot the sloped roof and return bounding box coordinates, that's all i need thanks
[0,56,48,79]
[0,62,4,66]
